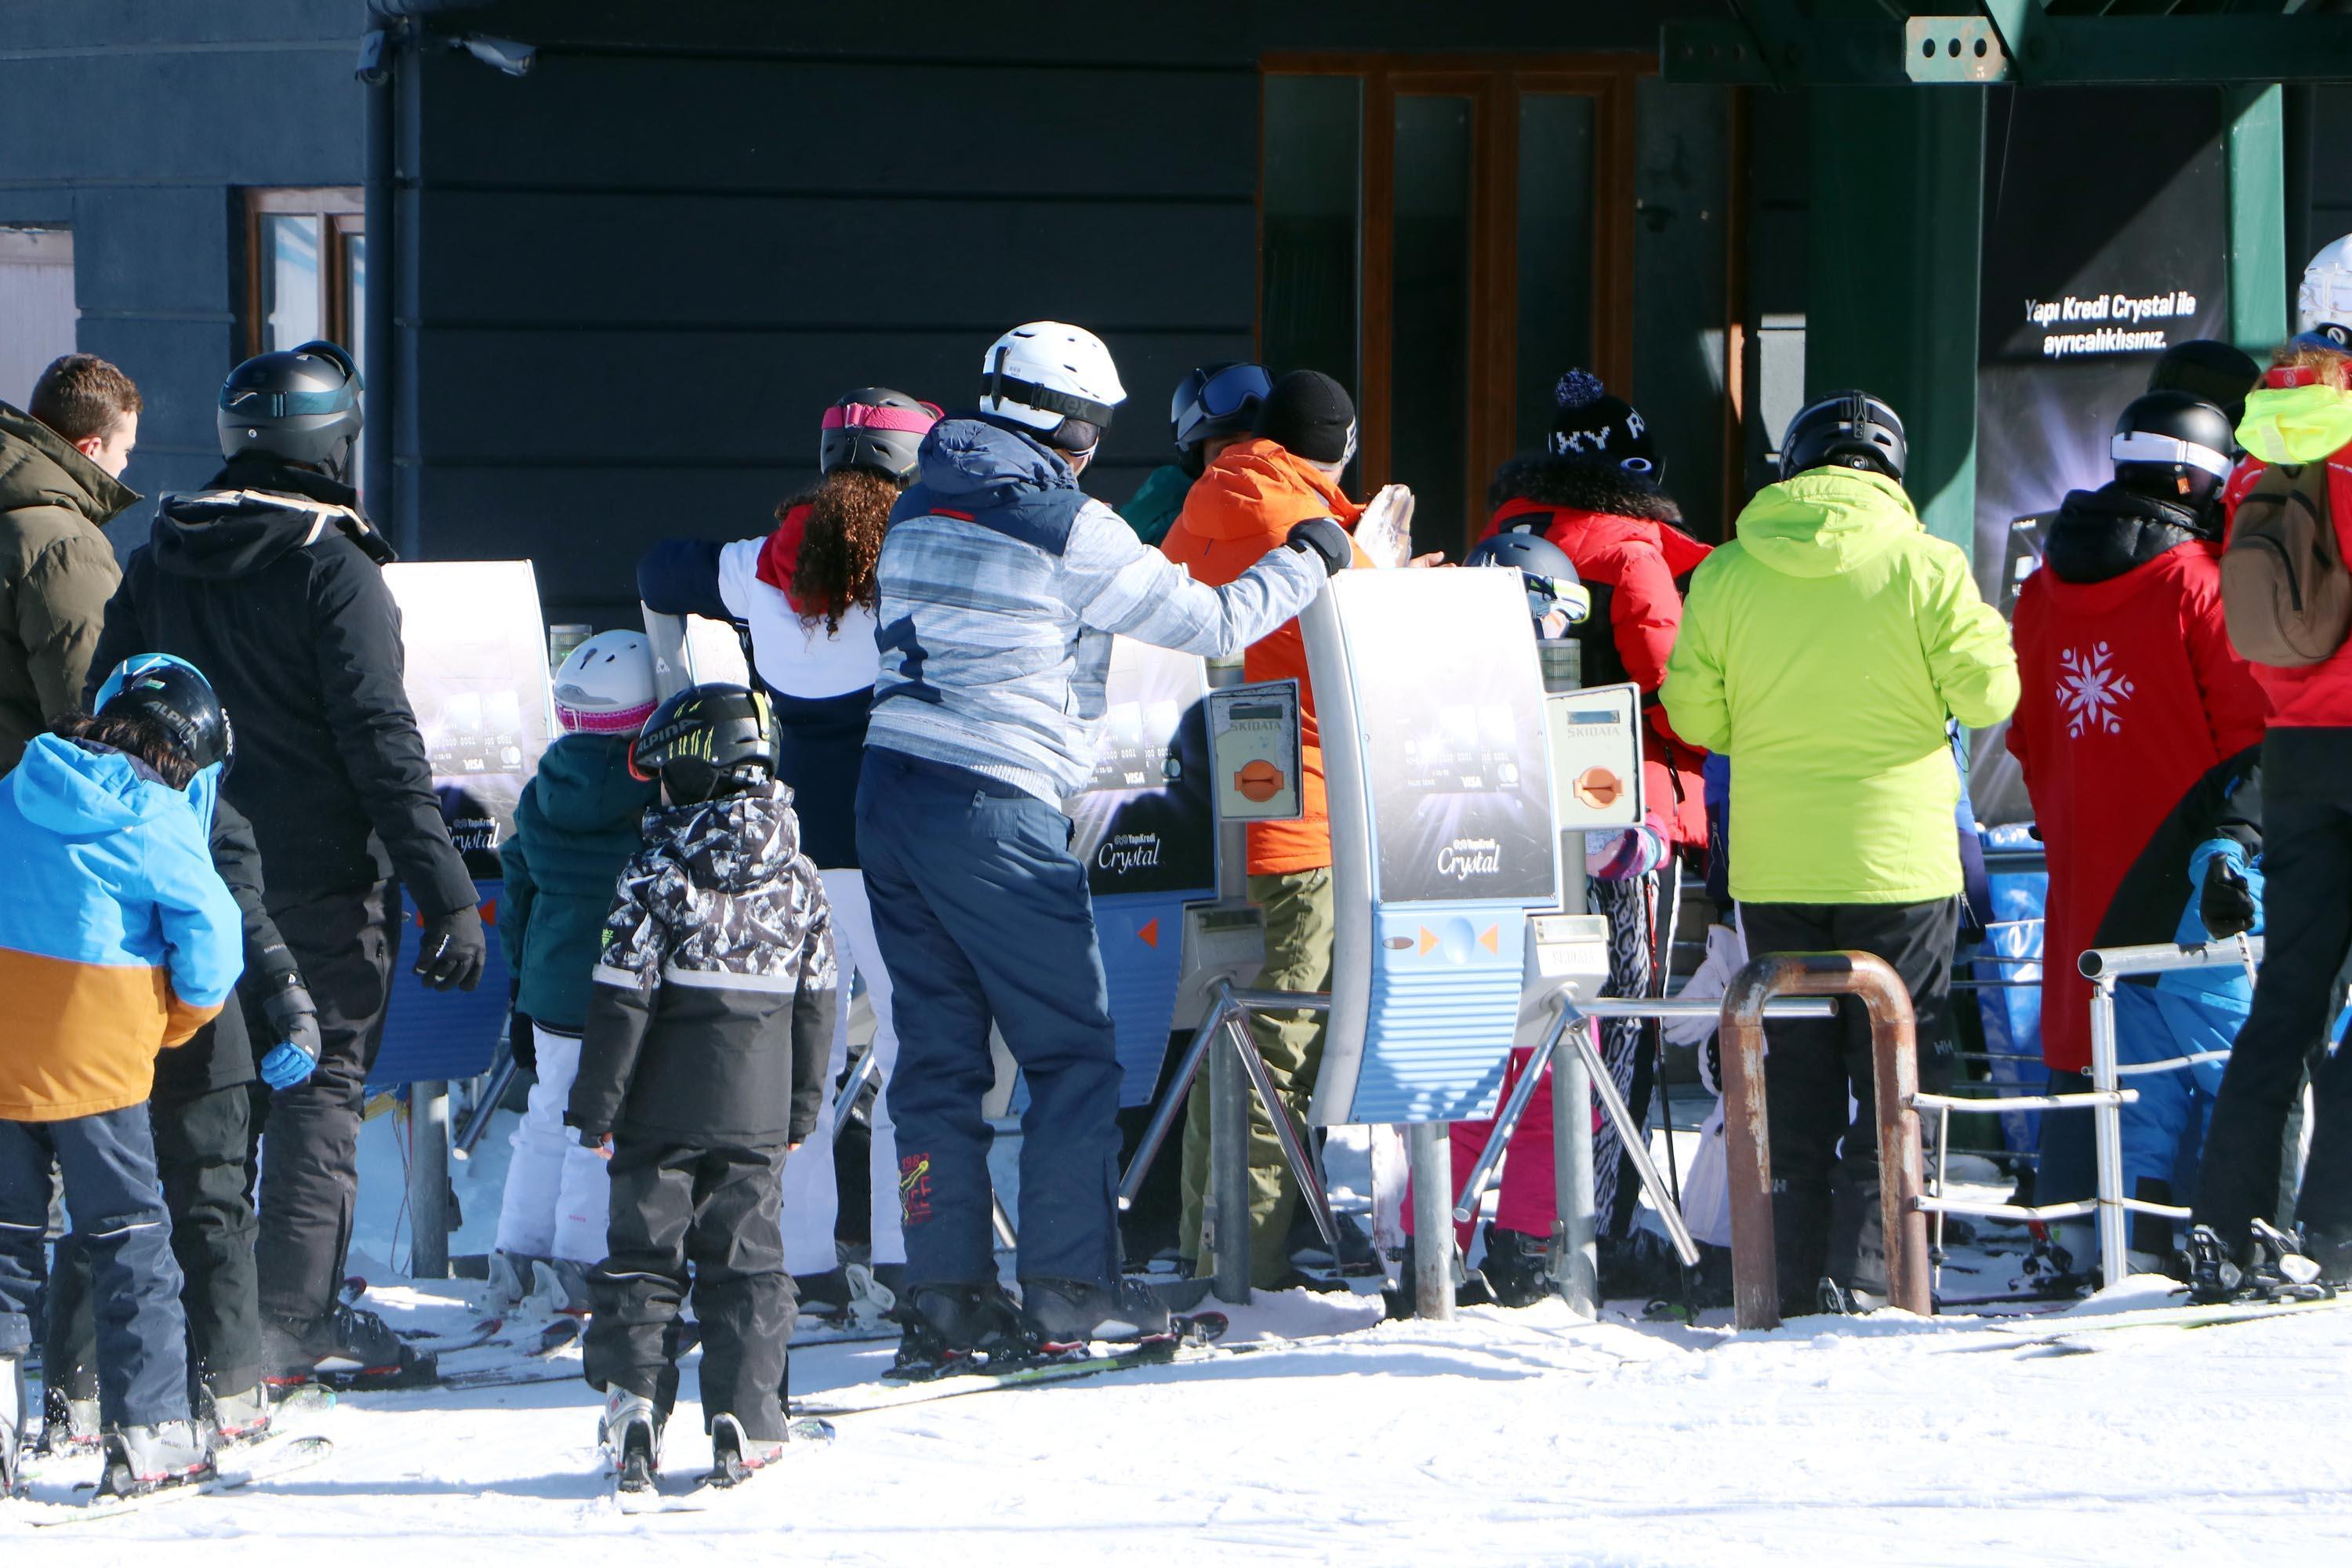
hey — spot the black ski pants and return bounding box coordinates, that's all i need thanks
[2195,726,2352,1249]
[47,1081,262,1404]
[254,881,398,1323]
[1739,897,1959,1312]
[584,1140,796,1440]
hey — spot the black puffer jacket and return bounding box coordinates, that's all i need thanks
[89,456,474,915]
[570,777,837,1149]
[2042,481,2209,586]
[154,796,304,1098]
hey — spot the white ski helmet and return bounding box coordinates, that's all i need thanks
[2297,234,2352,345]
[552,630,659,735]
[978,321,1126,455]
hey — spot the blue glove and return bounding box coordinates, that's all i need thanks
[261,1039,318,1091]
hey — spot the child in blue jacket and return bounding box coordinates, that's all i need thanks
[0,683,242,1501]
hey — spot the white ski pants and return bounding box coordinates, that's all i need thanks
[781,869,905,1272]
[492,1025,612,1265]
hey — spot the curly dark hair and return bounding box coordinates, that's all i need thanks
[788,467,898,637]
[53,711,199,789]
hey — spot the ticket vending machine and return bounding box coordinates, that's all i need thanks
[1065,639,1224,1107]
[1302,570,1563,1128]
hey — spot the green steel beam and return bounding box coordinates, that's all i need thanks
[1664,16,2352,85]
[2227,83,2291,351]
[1806,88,1987,561]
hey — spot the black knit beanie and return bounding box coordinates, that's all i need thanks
[1548,368,1660,485]
[2147,339,2263,431]
[1255,371,1358,466]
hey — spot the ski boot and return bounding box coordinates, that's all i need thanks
[2184,1220,2332,1305]
[1816,1276,1886,1316]
[2015,1222,2092,1299]
[888,1282,1026,1380]
[793,1267,855,1326]
[1,1353,22,1497]
[600,1389,663,1496]
[485,1249,539,1309]
[261,1302,438,1389]
[1016,1276,1173,1355]
[1479,1224,1554,1309]
[202,1381,273,1447]
[34,1381,101,1457]
[704,1412,783,1489]
[532,1258,594,1316]
[94,1420,214,1501]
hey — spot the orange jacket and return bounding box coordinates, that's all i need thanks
[1161,439,1370,875]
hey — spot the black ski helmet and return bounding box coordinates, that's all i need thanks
[217,339,363,474]
[2147,339,2261,435]
[96,653,234,775]
[627,682,778,803]
[1780,390,1907,482]
[2111,390,2235,512]
[1465,529,1592,627]
[1171,361,1273,452]
[820,388,940,485]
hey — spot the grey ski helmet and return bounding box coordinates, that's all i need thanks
[1779,390,1906,483]
[820,388,940,485]
[217,340,363,474]
[1465,529,1592,628]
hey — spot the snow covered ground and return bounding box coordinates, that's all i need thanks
[17,1107,2352,1563]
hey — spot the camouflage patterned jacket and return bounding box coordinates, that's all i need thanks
[569,777,837,1148]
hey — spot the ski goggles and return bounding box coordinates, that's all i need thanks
[2111,429,2231,481]
[1523,572,1593,627]
[1173,363,1274,445]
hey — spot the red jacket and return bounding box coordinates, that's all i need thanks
[1479,486,1711,845]
[2009,499,2267,1073]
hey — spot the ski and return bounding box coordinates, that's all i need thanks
[1962,1290,2350,1352]
[430,1316,589,1392]
[13,1436,334,1527]
[797,1316,1233,1419]
[611,1420,837,1515]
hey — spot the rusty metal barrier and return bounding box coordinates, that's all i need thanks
[1718,952,1928,1330]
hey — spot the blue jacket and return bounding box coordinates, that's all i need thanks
[0,734,243,1119]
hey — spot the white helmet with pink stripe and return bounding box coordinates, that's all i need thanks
[552,630,659,735]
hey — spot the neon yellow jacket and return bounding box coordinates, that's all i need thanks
[1662,466,2018,905]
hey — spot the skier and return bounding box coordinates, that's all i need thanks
[1663,390,2019,1314]
[486,630,662,1308]
[569,682,837,1492]
[40,655,319,1454]
[2189,328,2352,1294]
[0,677,243,1500]
[1397,530,1676,1305]
[1119,361,1274,546]
[1159,368,1377,1287]
[637,387,938,1319]
[1473,370,1712,1291]
[89,339,482,1387]
[2007,391,2267,1272]
[858,322,1346,1370]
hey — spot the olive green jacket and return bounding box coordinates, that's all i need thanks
[0,401,136,772]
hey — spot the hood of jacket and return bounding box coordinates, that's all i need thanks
[151,454,393,579]
[1488,454,1682,527]
[533,732,659,835]
[0,401,139,528]
[1490,493,1711,579]
[902,416,1077,505]
[1733,466,1920,579]
[642,775,802,895]
[2238,383,2352,466]
[8,735,170,840]
[1179,437,1364,540]
[2043,482,2208,586]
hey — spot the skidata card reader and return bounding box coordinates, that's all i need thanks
[1302,570,1563,1126]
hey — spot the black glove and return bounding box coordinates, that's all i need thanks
[414,902,487,992]
[2201,855,2258,941]
[1284,517,1353,577]
[508,1007,537,1075]
[577,1125,610,1152]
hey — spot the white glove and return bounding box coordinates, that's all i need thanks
[1663,921,1750,1054]
[1354,485,1417,569]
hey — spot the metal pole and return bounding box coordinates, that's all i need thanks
[1861,967,1930,1319]
[2089,977,2130,1290]
[408,1080,449,1279]
[1570,1023,1700,1268]
[1208,999,1253,1305]
[1407,1121,1456,1321]
[1553,1032,1599,1319]
[1116,1003,1218,1208]
[831,1044,880,1138]
[1226,1012,1340,1252]
[1453,1007,1569,1225]
[1719,968,1780,1330]
[454,1054,516,1156]
[990,1192,1018,1251]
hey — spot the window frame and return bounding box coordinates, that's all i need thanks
[1258,55,1643,554]
[242,187,365,360]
